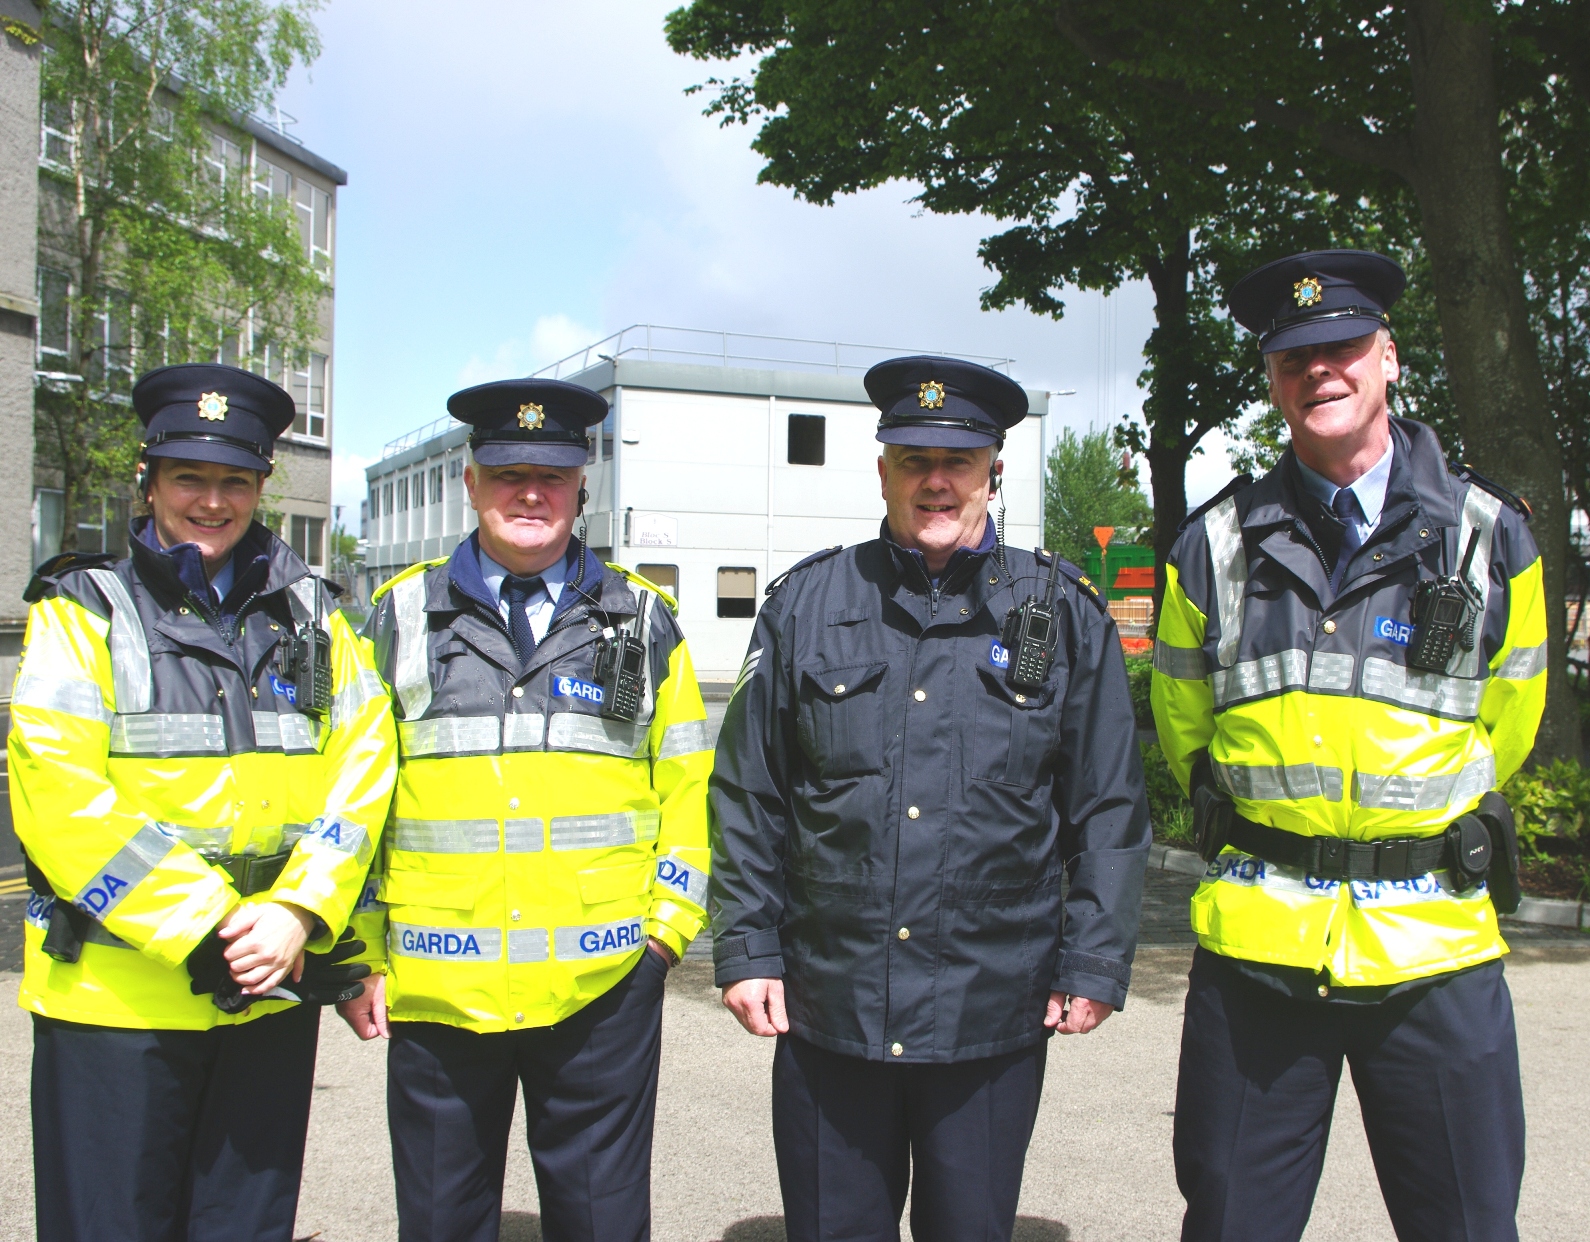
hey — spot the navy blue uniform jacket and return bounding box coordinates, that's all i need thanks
[709,531,1151,1063]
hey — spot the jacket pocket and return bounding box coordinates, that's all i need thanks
[971,666,1059,787]
[577,860,654,906]
[381,870,483,912]
[797,661,888,778]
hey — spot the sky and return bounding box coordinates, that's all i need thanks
[272,0,1238,522]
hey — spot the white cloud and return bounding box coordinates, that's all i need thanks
[455,314,604,388]
[330,449,377,529]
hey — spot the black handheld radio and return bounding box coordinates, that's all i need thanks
[593,590,648,722]
[1407,527,1483,673]
[1001,554,1063,693]
[286,580,333,718]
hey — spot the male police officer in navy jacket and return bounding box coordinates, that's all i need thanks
[709,356,1151,1242]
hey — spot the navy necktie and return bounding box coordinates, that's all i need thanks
[501,575,542,665]
[1330,488,1365,593]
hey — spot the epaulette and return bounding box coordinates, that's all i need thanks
[1178,473,1254,533]
[369,556,447,604]
[1453,463,1531,520]
[24,551,118,604]
[766,545,843,596]
[606,563,679,615]
[1052,554,1109,613]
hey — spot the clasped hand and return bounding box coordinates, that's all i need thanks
[218,900,315,995]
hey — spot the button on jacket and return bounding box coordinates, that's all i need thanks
[711,528,1151,1063]
[9,519,398,1029]
[1151,418,1547,987]
[356,536,712,1032]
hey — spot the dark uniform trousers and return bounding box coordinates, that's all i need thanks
[388,948,669,1242]
[32,1003,321,1242]
[772,1033,1048,1242]
[1174,950,1525,1242]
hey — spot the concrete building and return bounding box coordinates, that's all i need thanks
[362,326,1048,682]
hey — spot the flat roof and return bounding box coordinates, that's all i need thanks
[245,115,348,186]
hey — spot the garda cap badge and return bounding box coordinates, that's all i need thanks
[197,391,228,421]
[517,401,545,430]
[918,380,946,409]
[1293,276,1324,308]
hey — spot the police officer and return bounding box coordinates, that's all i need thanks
[339,378,713,1242]
[1153,250,1545,1241]
[711,356,1151,1242]
[11,363,398,1242]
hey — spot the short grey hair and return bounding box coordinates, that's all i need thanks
[1264,325,1392,384]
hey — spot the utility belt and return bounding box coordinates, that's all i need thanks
[21,847,293,965]
[1189,755,1521,913]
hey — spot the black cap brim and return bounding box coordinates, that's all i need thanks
[145,439,271,473]
[471,441,588,468]
[876,425,1001,449]
[1261,314,1388,355]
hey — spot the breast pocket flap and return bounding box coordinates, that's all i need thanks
[799,661,888,702]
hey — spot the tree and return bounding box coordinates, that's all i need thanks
[1044,427,1152,568]
[34,0,323,551]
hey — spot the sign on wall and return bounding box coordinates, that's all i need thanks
[633,512,679,548]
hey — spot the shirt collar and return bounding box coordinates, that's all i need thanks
[477,539,571,606]
[1294,437,1395,527]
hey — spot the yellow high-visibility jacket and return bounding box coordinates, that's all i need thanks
[1151,419,1546,987]
[10,522,398,1029]
[352,538,712,1032]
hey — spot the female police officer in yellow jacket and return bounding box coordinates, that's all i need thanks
[11,363,397,1242]
[337,378,712,1242]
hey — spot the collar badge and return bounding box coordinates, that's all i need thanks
[918,380,946,409]
[197,392,228,421]
[1293,276,1324,308]
[517,402,545,430]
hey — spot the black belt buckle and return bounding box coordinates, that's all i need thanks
[218,850,293,897]
[1314,838,1345,878]
[1377,837,1410,880]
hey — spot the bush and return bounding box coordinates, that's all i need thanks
[1124,654,1154,729]
[1500,759,1590,858]
[1140,741,1194,845]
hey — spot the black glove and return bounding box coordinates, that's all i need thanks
[185,928,253,1014]
[272,927,371,1006]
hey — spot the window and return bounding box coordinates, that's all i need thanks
[41,99,74,166]
[429,465,443,505]
[290,515,325,568]
[411,474,424,509]
[637,564,678,600]
[448,456,463,479]
[382,482,393,516]
[83,290,133,393]
[253,154,291,203]
[291,352,327,438]
[295,178,332,270]
[602,409,615,460]
[36,268,70,367]
[396,477,408,512]
[367,485,379,521]
[204,133,242,185]
[717,567,757,618]
[788,413,826,466]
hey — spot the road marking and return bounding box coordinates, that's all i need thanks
[0,878,31,897]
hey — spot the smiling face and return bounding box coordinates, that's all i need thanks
[1268,329,1400,485]
[465,459,584,576]
[878,444,1001,574]
[144,458,266,577]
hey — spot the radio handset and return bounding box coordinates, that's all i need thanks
[1407,527,1483,673]
[286,579,333,718]
[1001,554,1062,693]
[593,590,648,722]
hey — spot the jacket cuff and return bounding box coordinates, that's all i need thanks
[643,919,687,962]
[712,927,784,987]
[1051,950,1132,1011]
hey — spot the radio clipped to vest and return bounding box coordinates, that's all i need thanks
[1001,553,1063,693]
[1407,527,1483,673]
[592,590,648,722]
[283,578,333,718]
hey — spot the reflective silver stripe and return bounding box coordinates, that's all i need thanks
[1215,761,1344,803]
[549,811,659,851]
[279,823,309,850]
[547,712,647,757]
[554,916,646,961]
[155,824,233,854]
[1211,649,1307,707]
[85,569,152,713]
[298,817,369,857]
[1354,754,1497,811]
[1453,485,1502,678]
[502,712,545,751]
[399,715,501,757]
[25,895,132,947]
[73,822,178,918]
[288,578,320,625]
[505,819,544,852]
[1205,497,1248,669]
[1496,642,1547,681]
[390,572,433,721]
[1307,652,1355,692]
[392,818,499,853]
[1152,641,1209,681]
[389,922,502,961]
[280,714,319,752]
[110,713,227,755]
[657,718,712,760]
[332,669,387,730]
[508,928,550,962]
[1360,657,1484,720]
[252,711,281,749]
[656,852,709,908]
[12,673,112,724]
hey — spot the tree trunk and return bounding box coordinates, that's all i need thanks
[1403,0,1577,761]
[1142,232,1195,623]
